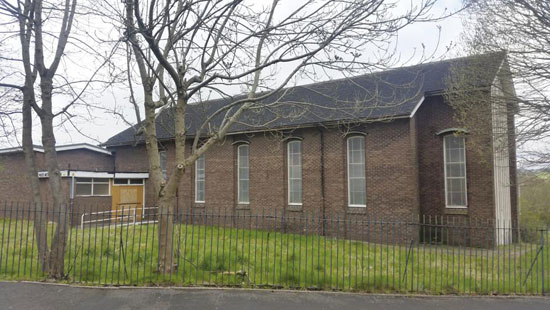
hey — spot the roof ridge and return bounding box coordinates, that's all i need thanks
[162,51,505,109]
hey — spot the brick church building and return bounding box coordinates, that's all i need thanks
[0,53,518,243]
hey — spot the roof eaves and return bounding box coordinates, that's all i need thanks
[103,113,413,147]
[55,143,112,156]
[0,146,44,154]
[0,144,112,155]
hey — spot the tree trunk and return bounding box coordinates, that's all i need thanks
[22,86,50,273]
[143,95,163,197]
[17,0,50,273]
[141,91,176,274]
[156,97,187,273]
[157,195,175,273]
[40,78,68,279]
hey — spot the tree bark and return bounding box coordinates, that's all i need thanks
[22,86,50,273]
[39,78,68,279]
[156,95,188,273]
[143,95,163,197]
[17,0,50,272]
[157,195,176,273]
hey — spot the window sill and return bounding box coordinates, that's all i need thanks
[236,204,250,210]
[444,208,468,215]
[193,203,205,209]
[347,207,367,215]
[287,205,302,212]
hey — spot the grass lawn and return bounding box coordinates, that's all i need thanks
[0,218,548,294]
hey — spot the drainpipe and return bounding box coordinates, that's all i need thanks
[317,126,327,236]
[68,163,74,206]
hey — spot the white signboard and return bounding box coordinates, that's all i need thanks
[37,170,70,178]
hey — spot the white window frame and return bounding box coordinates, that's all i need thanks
[75,178,111,197]
[287,140,303,206]
[195,154,206,203]
[237,144,250,204]
[159,150,167,180]
[347,135,367,207]
[443,134,468,208]
[112,179,144,186]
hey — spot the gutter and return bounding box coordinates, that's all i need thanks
[103,114,415,148]
[318,126,327,236]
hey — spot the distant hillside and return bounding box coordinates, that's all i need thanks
[519,170,550,227]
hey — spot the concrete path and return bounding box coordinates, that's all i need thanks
[1,281,549,310]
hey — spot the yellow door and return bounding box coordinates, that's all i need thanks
[111,182,144,222]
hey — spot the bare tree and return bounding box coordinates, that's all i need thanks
[0,0,113,278]
[100,0,456,273]
[458,0,550,167]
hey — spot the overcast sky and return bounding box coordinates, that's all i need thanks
[0,0,465,148]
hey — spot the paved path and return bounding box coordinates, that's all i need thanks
[1,281,550,310]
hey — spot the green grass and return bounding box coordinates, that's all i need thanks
[0,218,549,295]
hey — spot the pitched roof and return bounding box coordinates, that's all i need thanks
[104,52,505,147]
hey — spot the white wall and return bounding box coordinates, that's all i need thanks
[491,72,513,245]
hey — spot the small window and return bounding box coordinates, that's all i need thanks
[114,178,144,185]
[75,178,110,196]
[159,150,167,180]
[287,140,302,205]
[347,136,366,207]
[195,154,205,203]
[444,135,467,207]
[93,182,110,196]
[75,182,92,196]
[237,144,249,204]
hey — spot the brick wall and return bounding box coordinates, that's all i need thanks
[57,149,114,171]
[0,95,519,243]
[113,119,421,242]
[0,152,39,203]
[166,121,419,217]
[416,94,500,246]
[416,95,496,219]
[0,149,115,223]
[112,144,149,172]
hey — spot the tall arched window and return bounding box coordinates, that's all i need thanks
[347,136,366,207]
[443,134,467,207]
[237,144,250,204]
[159,150,167,180]
[287,140,302,205]
[348,136,367,207]
[195,154,205,203]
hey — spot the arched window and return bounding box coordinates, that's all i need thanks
[159,150,167,180]
[287,140,302,205]
[195,154,205,203]
[347,136,366,207]
[443,134,467,208]
[237,144,250,204]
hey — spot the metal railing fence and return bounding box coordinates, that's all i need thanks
[0,202,548,295]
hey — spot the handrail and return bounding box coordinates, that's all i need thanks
[80,206,158,229]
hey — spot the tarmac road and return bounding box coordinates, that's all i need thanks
[1,281,549,310]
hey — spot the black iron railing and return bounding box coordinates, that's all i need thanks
[0,202,547,295]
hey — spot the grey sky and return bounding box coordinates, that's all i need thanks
[0,0,465,148]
